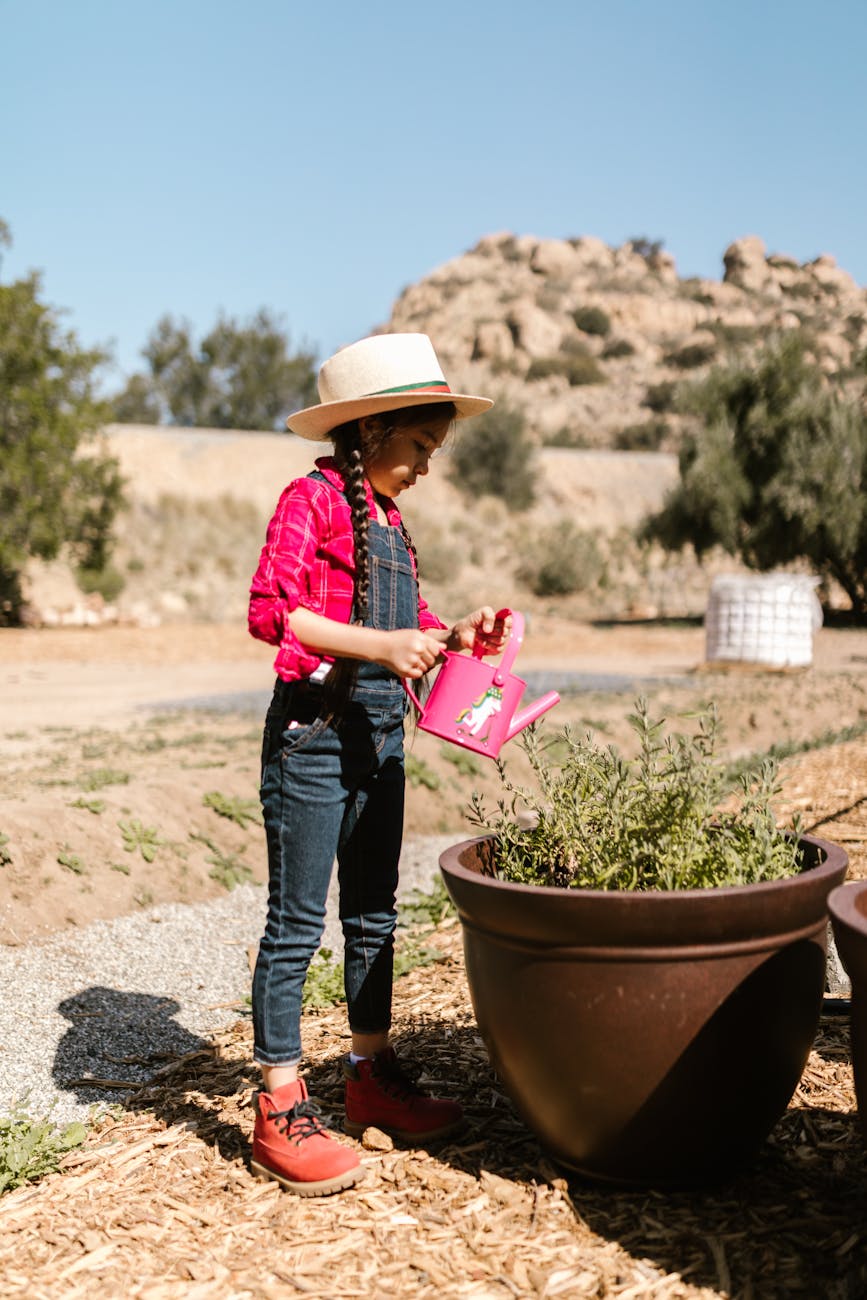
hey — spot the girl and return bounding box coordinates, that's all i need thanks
[247,333,505,1197]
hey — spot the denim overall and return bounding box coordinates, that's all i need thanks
[252,501,418,1066]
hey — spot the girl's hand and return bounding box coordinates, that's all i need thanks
[447,607,512,656]
[378,628,444,678]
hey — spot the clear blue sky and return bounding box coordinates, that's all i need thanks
[3,0,866,393]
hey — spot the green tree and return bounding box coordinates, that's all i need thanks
[642,335,867,616]
[0,256,123,622]
[447,399,537,510]
[112,309,317,430]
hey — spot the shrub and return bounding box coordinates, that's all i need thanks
[572,305,611,337]
[643,381,678,413]
[526,352,604,387]
[664,341,716,369]
[677,280,717,306]
[516,522,604,596]
[613,419,669,451]
[601,338,635,359]
[76,563,125,603]
[542,425,591,448]
[447,400,537,510]
[627,236,665,261]
[705,321,762,347]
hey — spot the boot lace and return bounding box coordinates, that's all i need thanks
[267,1098,327,1143]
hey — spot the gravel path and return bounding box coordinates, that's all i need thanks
[0,835,457,1129]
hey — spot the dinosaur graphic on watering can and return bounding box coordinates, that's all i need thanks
[404,609,560,759]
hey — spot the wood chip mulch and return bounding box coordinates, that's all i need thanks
[2,741,867,1298]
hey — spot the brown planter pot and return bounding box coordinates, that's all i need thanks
[828,882,867,1144]
[440,833,848,1187]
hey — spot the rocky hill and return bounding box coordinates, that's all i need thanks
[21,233,866,628]
[386,233,867,448]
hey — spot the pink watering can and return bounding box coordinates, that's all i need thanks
[404,609,560,760]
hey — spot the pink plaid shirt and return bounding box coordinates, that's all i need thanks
[248,457,446,682]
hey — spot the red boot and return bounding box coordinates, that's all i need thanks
[343,1047,464,1142]
[251,1078,364,1196]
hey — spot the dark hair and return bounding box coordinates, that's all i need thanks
[324,401,456,715]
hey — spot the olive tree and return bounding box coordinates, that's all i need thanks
[0,258,122,622]
[642,336,867,617]
[112,309,317,430]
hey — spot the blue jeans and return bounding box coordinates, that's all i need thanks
[252,675,407,1066]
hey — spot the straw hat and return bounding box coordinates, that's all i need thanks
[286,333,493,440]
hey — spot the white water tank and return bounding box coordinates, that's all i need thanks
[705,574,823,668]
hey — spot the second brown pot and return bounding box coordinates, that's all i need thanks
[828,881,867,1145]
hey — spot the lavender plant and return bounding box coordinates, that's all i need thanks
[467,698,804,891]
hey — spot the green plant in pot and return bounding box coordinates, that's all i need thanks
[439,699,848,1187]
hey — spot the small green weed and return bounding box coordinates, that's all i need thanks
[118,819,163,863]
[57,847,87,875]
[80,768,130,792]
[70,797,105,815]
[302,949,345,1009]
[0,833,12,867]
[190,832,254,890]
[399,877,455,929]
[393,938,445,978]
[0,1101,88,1194]
[440,745,481,778]
[203,791,262,829]
[110,861,131,875]
[405,755,440,790]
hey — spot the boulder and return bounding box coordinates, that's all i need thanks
[808,254,860,296]
[473,320,515,363]
[647,249,678,282]
[506,302,563,357]
[723,236,780,295]
[568,236,615,270]
[530,239,584,279]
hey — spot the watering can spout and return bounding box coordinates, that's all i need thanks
[505,690,561,742]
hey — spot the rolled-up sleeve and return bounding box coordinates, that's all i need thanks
[418,593,447,632]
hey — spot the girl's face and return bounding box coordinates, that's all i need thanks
[363,413,450,499]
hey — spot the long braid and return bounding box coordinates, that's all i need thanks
[339,443,371,623]
[323,425,372,716]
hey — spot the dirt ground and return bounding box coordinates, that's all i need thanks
[2,615,867,944]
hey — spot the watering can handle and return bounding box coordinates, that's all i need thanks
[403,677,423,712]
[472,608,524,686]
